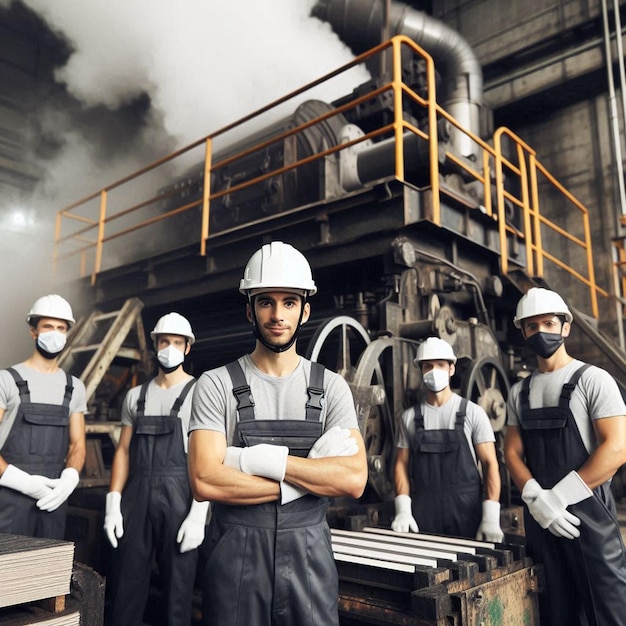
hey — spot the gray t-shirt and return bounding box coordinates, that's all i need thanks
[189,354,358,445]
[0,363,88,449]
[396,393,495,466]
[121,377,196,453]
[507,359,626,454]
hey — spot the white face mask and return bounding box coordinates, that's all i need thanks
[37,330,67,356]
[157,345,185,369]
[423,368,450,393]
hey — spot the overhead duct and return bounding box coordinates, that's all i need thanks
[313,0,483,159]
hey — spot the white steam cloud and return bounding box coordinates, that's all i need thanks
[24,0,367,144]
[2,0,369,364]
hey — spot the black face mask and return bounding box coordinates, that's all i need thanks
[526,331,564,358]
[35,342,61,360]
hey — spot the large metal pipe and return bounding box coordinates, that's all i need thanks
[312,0,483,159]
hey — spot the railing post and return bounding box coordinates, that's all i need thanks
[612,240,626,350]
[201,137,212,256]
[493,129,509,275]
[425,47,440,224]
[391,38,405,184]
[91,190,107,285]
[582,210,598,318]
[524,149,539,277]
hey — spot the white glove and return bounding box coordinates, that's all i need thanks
[224,444,303,504]
[0,464,54,500]
[103,491,124,548]
[280,481,308,505]
[391,494,419,533]
[522,471,591,530]
[36,467,80,512]
[223,447,242,469]
[547,510,581,539]
[239,444,289,482]
[309,426,358,459]
[475,500,504,542]
[177,499,210,553]
[281,427,360,505]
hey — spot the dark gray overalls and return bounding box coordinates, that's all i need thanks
[409,398,483,537]
[106,378,198,626]
[0,367,73,539]
[519,364,626,626]
[201,360,338,626]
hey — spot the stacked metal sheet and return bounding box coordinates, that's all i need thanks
[0,606,80,626]
[0,534,77,625]
[332,527,543,626]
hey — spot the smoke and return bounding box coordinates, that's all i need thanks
[27,0,366,141]
[0,0,369,364]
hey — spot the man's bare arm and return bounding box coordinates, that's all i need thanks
[188,429,280,504]
[65,411,86,473]
[283,429,368,499]
[475,441,501,501]
[503,425,533,491]
[393,447,411,496]
[578,414,626,489]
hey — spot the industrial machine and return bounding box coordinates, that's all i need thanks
[51,1,626,622]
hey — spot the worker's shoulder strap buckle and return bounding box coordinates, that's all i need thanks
[306,386,324,409]
[226,361,256,421]
[559,363,592,405]
[305,362,326,421]
[232,385,255,409]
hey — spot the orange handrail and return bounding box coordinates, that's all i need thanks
[53,35,607,320]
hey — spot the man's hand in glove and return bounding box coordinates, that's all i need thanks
[103,491,124,548]
[0,464,54,500]
[36,468,80,512]
[522,471,591,538]
[309,426,358,459]
[281,426,359,505]
[391,494,419,533]
[238,444,289,482]
[475,500,504,542]
[177,499,210,553]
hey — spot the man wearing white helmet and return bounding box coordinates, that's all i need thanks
[392,336,504,541]
[188,241,368,626]
[104,312,207,626]
[504,287,626,625]
[0,294,86,540]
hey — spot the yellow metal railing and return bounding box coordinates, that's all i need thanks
[612,238,626,349]
[54,35,606,320]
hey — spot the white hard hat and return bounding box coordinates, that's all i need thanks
[414,337,457,364]
[239,241,317,296]
[150,312,195,344]
[26,294,75,326]
[513,287,573,328]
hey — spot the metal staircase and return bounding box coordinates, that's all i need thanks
[58,297,152,486]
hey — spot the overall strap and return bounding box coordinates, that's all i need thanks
[135,381,151,419]
[413,403,425,431]
[61,371,73,408]
[7,367,30,403]
[558,363,592,409]
[169,378,197,418]
[520,374,532,412]
[455,398,468,429]
[521,363,592,411]
[226,361,255,422]
[305,362,325,422]
[6,368,73,407]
